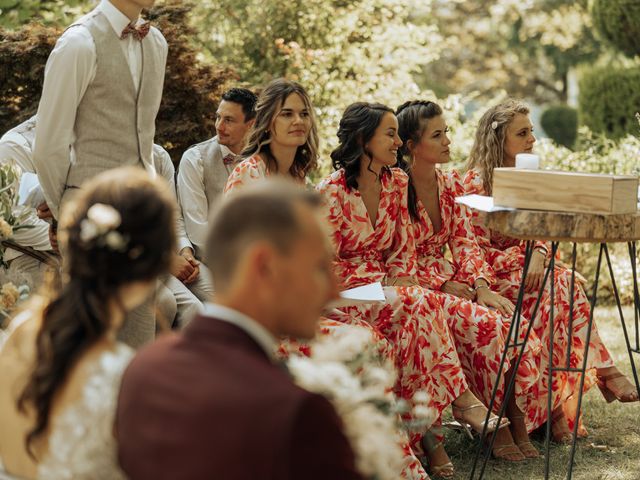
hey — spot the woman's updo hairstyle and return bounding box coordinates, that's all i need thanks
[330,102,394,190]
[18,166,175,457]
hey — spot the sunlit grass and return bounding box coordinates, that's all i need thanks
[443,306,640,480]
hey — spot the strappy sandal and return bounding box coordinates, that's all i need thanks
[452,403,510,439]
[551,409,572,444]
[510,414,540,458]
[421,432,455,479]
[492,443,526,462]
[597,371,640,403]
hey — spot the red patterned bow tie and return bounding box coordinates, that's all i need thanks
[223,154,238,165]
[121,21,150,41]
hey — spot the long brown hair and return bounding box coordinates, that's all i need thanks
[466,99,530,194]
[241,78,319,179]
[17,167,175,457]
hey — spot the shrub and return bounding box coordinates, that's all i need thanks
[591,0,640,58]
[541,105,578,149]
[578,66,640,140]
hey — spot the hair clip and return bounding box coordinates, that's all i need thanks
[79,203,128,252]
[491,121,498,130]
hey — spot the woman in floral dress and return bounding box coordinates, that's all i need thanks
[395,100,549,469]
[317,102,510,476]
[463,99,638,442]
[224,79,427,479]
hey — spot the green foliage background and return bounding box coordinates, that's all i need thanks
[540,105,578,149]
[591,0,640,58]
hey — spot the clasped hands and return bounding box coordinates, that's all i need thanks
[172,247,200,284]
[441,280,515,316]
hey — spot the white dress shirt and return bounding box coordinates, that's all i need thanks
[202,303,278,362]
[152,145,193,253]
[0,130,36,173]
[0,129,52,262]
[177,142,237,256]
[33,0,163,218]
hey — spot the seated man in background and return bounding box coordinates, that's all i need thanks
[0,116,59,288]
[177,87,257,261]
[117,180,362,480]
[152,144,208,327]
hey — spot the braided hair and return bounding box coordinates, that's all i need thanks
[395,100,443,220]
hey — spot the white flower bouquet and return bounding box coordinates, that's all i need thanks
[0,162,36,266]
[287,325,436,480]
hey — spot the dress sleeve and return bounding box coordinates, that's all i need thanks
[461,169,525,275]
[384,170,417,279]
[224,157,266,194]
[316,179,353,288]
[446,171,496,286]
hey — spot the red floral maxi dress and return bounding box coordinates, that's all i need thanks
[413,169,543,431]
[225,156,429,479]
[463,168,614,431]
[317,167,470,450]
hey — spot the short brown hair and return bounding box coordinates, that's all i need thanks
[206,179,322,287]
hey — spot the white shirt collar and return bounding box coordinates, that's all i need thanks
[219,143,233,159]
[100,0,138,37]
[202,303,278,362]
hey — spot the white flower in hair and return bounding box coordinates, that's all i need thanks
[105,230,128,251]
[491,121,498,130]
[87,203,122,231]
[79,203,128,252]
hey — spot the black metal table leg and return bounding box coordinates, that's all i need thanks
[470,241,559,480]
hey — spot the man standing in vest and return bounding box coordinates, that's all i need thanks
[177,88,257,262]
[32,0,167,347]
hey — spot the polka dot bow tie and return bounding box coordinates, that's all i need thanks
[121,21,150,41]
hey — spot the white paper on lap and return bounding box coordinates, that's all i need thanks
[326,282,386,309]
[455,194,515,213]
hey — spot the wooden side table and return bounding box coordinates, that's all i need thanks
[469,210,640,480]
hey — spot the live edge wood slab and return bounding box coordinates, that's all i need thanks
[478,209,640,243]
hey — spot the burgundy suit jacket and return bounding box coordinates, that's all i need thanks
[116,314,363,480]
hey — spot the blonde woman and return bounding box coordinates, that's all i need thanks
[463,99,638,443]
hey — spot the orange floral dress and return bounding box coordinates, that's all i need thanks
[463,168,614,430]
[317,167,470,452]
[413,169,545,431]
[225,155,428,479]
[224,154,269,194]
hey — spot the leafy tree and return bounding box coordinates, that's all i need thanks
[194,0,442,170]
[0,0,89,29]
[424,0,601,102]
[591,0,640,58]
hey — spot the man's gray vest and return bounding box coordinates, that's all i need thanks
[197,136,238,208]
[182,136,239,259]
[65,10,165,188]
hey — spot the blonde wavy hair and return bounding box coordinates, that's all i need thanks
[241,78,319,179]
[466,99,530,194]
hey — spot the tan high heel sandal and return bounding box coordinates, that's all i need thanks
[421,431,455,479]
[597,371,640,403]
